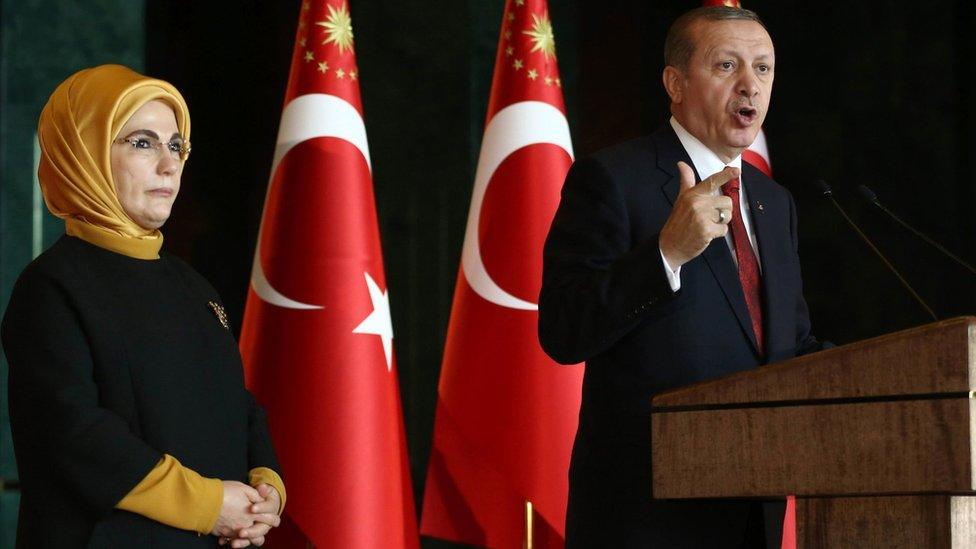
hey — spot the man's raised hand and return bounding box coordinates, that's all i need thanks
[659,162,737,269]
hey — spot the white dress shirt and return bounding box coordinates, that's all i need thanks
[660,117,762,291]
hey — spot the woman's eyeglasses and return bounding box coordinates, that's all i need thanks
[114,135,192,161]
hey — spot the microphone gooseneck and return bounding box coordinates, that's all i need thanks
[815,180,938,322]
[856,184,976,277]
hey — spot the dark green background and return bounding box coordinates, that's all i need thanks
[2,1,974,547]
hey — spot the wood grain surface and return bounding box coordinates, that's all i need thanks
[652,317,975,408]
[652,398,973,498]
[796,496,953,548]
[649,319,976,547]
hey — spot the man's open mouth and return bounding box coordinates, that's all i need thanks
[733,105,758,126]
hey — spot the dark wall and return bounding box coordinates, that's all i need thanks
[146,1,975,546]
[756,1,976,341]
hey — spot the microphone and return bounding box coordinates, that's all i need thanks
[856,185,976,277]
[815,180,938,322]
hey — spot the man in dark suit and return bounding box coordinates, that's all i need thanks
[539,6,823,548]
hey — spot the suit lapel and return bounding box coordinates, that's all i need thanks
[652,126,760,355]
[653,128,685,207]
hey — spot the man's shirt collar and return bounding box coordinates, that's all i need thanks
[669,116,742,180]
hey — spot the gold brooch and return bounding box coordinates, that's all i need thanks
[208,301,230,330]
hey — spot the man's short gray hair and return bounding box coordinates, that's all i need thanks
[664,6,767,70]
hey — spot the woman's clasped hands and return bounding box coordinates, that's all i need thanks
[213,481,282,548]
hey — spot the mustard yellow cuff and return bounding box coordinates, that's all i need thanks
[117,454,223,534]
[248,467,287,514]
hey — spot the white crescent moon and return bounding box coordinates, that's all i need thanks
[461,101,574,311]
[250,94,372,309]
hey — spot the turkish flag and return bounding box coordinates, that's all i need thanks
[420,1,583,547]
[239,2,418,548]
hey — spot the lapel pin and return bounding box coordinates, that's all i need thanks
[757,201,764,212]
[208,301,230,330]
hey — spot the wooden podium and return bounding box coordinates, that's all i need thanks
[651,317,976,548]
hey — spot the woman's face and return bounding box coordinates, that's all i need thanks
[110,100,184,230]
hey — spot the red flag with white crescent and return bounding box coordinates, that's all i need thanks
[239,2,418,547]
[420,1,583,547]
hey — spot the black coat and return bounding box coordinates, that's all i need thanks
[539,126,821,548]
[2,235,280,548]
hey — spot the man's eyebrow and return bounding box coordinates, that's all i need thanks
[710,49,774,60]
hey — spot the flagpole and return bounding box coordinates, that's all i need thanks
[524,500,534,549]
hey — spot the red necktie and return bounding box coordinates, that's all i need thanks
[722,177,765,354]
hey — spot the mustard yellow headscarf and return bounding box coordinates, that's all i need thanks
[37,64,191,260]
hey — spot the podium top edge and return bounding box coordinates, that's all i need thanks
[652,316,976,408]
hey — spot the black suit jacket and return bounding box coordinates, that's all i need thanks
[539,126,820,548]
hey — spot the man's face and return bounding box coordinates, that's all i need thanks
[665,19,775,162]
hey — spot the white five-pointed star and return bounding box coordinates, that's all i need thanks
[352,272,394,371]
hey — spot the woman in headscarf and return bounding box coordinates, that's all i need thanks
[2,64,286,548]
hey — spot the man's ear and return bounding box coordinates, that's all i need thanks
[662,66,683,103]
